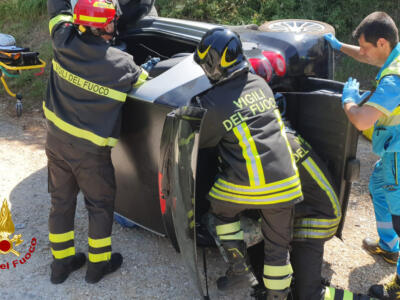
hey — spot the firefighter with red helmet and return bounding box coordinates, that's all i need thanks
[194,28,303,300]
[45,0,148,284]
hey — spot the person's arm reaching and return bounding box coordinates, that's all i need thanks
[324,33,373,65]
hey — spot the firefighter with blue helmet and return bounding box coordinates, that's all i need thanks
[194,27,303,300]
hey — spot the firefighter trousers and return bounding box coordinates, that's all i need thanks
[45,133,116,263]
[211,201,294,291]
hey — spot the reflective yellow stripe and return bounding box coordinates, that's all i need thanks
[216,221,241,235]
[209,184,302,205]
[324,287,335,300]
[215,175,300,195]
[294,227,338,239]
[242,123,265,185]
[275,110,299,174]
[133,69,149,88]
[52,60,127,102]
[219,231,244,240]
[88,237,111,248]
[302,157,340,218]
[49,231,74,243]
[233,122,266,186]
[43,102,118,147]
[49,14,73,34]
[294,216,341,228]
[343,290,354,300]
[51,247,76,259]
[89,252,111,263]
[263,277,291,290]
[263,264,293,277]
[78,15,107,24]
[375,105,400,126]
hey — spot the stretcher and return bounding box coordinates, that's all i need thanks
[0,41,46,116]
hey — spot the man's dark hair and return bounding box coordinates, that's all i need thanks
[353,12,399,50]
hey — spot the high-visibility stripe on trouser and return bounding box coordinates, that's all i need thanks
[324,287,355,300]
[49,231,75,259]
[216,221,244,241]
[369,159,400,253]
[263,264,293,290]
[88,237,112,263]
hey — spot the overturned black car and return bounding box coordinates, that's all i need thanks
[112,2,360,298]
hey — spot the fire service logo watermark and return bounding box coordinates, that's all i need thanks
[0,199,37,270]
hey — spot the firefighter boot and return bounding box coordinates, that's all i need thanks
[85,253,123,284]
[363,237,398,265]
[50,252,86,284]
[216,240,258,291]
[369,275,400,299]
[264,288,290,300]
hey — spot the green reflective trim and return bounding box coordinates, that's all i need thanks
[89,252,111,263]
[274,110,299,176]
[133,69,148,88]
[302,157,340,218]
[209,184,302,205]
[49,231,74,243]
[233,124,256,186]
[379,57,400,82]
[49,14,73,34]
[0,66,19,78]
[263,264,293,277]
[88,237,111,248]
[343,289,354,300]
[187,209,194,219]
[324,287,335,300]
[51,247,75,259]
[52,60,127,102]
[219,231,244,240]
[294,216,341,228]
[294,227,338,239]
[216,221,241,235]
[263,277,291,290]
[43,102,118,147]
[215,175,300,195]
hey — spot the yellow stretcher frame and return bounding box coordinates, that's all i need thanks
[0,58,46,116]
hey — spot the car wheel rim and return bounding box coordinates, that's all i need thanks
[267,21,325,33]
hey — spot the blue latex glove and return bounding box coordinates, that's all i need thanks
[140,57,161,72]
[324,33,342,51]
[342,77,371,108]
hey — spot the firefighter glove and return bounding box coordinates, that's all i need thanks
[324,33,342,50]
[342,77,371,108]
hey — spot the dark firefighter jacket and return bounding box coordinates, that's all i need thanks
[46,0,146,153]
[286,128,341,241]
[199,72,303,209]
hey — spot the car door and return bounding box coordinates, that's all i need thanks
[158,105,208,298]
[279,77,360,236]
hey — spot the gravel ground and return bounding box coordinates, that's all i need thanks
[0,104,395,299]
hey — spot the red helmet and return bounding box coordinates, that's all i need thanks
[73,0,116,29]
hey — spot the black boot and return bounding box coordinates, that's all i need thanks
[265,288,290,300]
[369,275,400,299]
[85,253,123,284]
[216,240,258,291]
[50,252,86,284]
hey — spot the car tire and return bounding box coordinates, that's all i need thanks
[259,19,335,35]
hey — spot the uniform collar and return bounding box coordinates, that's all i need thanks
[376,43,400,80]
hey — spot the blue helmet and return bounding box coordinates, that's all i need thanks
[194,28,248,84]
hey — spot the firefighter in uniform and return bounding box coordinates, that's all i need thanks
[284,127,371,300]
[194,28,303,300]
[46,0,148,284]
